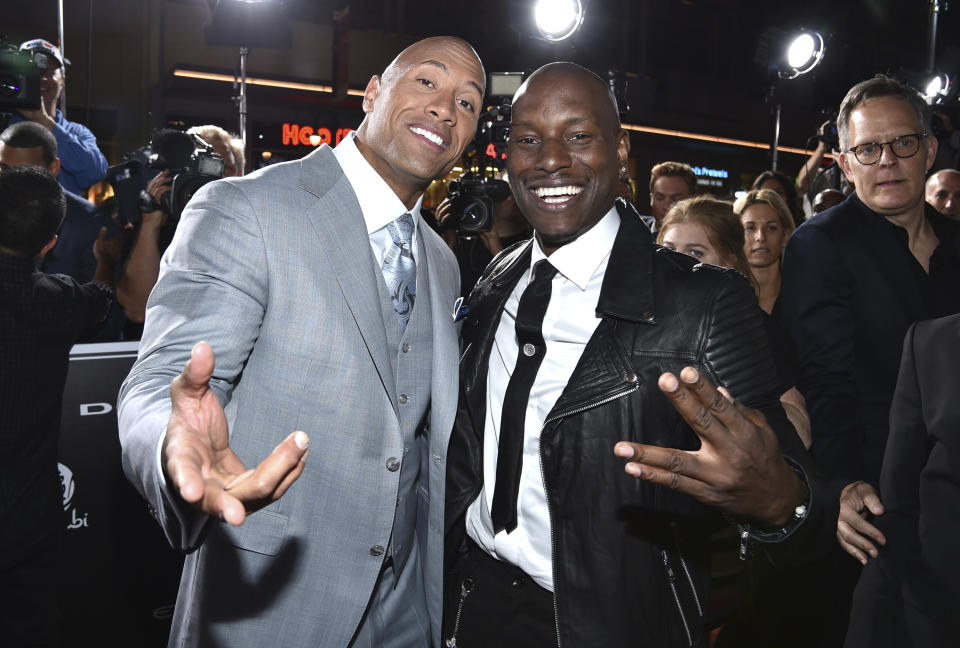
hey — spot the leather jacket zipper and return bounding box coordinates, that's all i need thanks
[661,549,693,647]
[444,577,475,647]
[539,377,640,647]
[670,520,703,617]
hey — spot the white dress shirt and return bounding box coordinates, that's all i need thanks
[333,132,421,264]
[465,206,621,592]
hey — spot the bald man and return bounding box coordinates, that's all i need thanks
[926,169,960,217]
[444,62,833,647]
[118,37,485,647]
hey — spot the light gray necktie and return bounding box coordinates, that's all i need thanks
[382,213,417,334]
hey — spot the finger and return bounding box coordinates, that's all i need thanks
[163,437,206,504]
[621,457,713,501]
[614,441,706,482]
[844,513,886,547]
[95,225,107,243]
[201,481,246,526]
[862,491,885,516]
[224,431,309,511]
[658,369,730,446]
[836,525,869,565]
[837,520,878,560]
[171,342,216,402]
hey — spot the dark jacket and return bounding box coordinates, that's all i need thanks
[781,192,960,494]
[445,202,836,647]
[845,314,960,648]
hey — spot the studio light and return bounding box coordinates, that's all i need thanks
[534,0,585,42]
[923,72,951,104]
[780,31,824,79]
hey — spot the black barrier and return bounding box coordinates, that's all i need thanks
[59,342,183,647]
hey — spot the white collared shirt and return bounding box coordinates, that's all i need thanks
[332,132,422,264]
[465,206,621,592]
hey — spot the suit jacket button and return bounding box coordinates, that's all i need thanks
[386,457,401,472]
[401,342,410,353]
[370,545,385,556]
[399,393,409,404]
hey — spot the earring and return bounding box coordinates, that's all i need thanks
[620,165,628,175]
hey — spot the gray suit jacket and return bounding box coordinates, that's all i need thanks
[118,145,460,647]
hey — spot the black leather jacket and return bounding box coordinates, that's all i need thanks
[445,202,836,647]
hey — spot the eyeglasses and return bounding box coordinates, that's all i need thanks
[847,132,928,165]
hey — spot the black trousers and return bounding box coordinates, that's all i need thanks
[445,540,558,648]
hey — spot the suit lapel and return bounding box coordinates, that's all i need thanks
[299,146,399,414]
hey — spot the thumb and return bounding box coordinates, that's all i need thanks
[172,342,216,401]
[96,225,107,242]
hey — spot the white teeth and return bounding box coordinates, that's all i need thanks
[534,186,583,198]
[410,127,444,147]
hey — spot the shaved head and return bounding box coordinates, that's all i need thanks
[513,62,620,132]
[381,37,485,96]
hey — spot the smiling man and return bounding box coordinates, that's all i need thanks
[118,37,484,648]
[444,62,834,647]
[781,75,960,643]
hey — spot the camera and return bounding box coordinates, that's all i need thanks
[107,129,225,226]
[447,174,511,234]
[817,109,839,149]
[0,37,44,112]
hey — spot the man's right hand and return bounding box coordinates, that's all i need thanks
[162,341,309,526]
[837,480,886,564]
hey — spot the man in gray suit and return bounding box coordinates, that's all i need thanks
[118,36,485,647]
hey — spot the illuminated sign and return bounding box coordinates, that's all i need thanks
[282,123,355,147]
[691,166,729,179]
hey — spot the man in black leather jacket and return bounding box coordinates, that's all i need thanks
[443,62,837,647]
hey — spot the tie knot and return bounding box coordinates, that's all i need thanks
[388,213,415,247]
[531,259,558,284]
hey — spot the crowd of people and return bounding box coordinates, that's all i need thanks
[2,32,960,648]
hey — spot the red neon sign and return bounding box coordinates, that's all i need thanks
[282,124,355,146]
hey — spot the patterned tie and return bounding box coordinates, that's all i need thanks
[491,259,559,534]
[382,213,417,334]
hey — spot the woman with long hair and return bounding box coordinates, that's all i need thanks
[657,195,810,449]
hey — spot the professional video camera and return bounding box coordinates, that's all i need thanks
[106,129,225,226]
[447,173,512,234]
[0,36,44,112]
[446,72,524,234]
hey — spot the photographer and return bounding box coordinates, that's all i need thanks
[8,39,107,196]
[797,118,851,218]
[114,128,229,336]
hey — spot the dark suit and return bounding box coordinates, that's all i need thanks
[781,192,960,493]
[844,314,960,648]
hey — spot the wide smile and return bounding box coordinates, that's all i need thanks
[408,125,447,151]
[528,184,584,209]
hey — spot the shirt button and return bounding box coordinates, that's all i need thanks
[522,343,536,357]
[399,393,409,405]
[370,545,385,556]
[401,342,410,353]
[386,457,401,472]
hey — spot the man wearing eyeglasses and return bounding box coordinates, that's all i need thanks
[780,74,960,643]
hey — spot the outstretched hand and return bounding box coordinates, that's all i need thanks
[614,367,804,528]
[161,341,309,526]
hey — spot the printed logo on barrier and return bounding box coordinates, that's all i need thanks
[58,462,89,530]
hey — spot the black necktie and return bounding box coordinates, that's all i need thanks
[491,259,559,534]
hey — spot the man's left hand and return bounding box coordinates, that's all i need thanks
[614,367,804,528]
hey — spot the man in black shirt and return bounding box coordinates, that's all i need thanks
[0,166,113,646]
[781,74,960,644]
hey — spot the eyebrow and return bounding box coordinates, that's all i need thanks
[510,116,590,129]
[417,59,484,97]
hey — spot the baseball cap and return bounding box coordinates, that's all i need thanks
[20,38,70,68]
